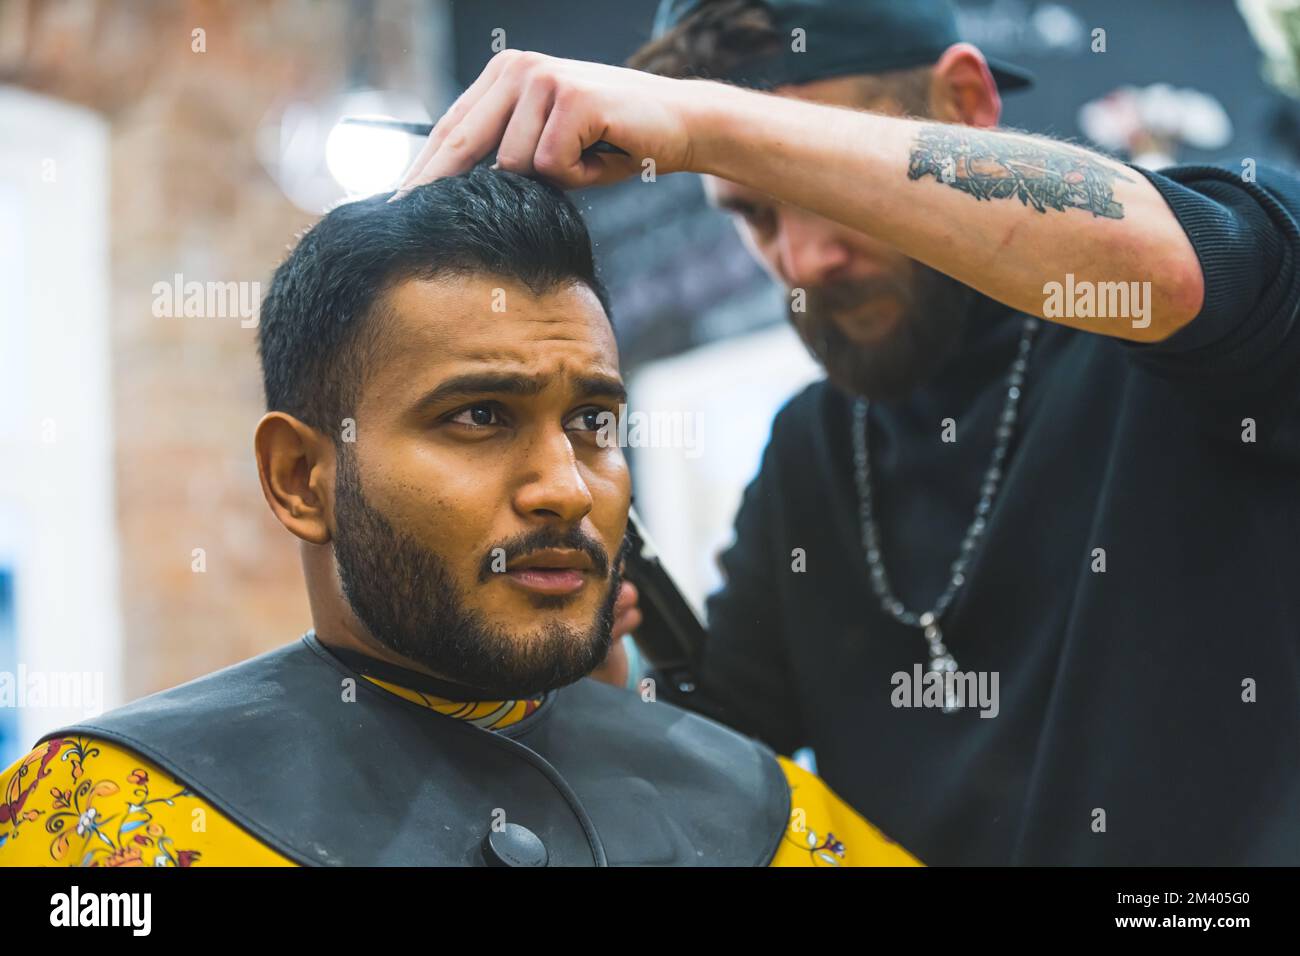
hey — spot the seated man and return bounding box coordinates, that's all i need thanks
[0,168,917,867]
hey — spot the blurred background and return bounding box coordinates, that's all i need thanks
[1,0,1297,764]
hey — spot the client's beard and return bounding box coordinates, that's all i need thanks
[331,446,626,698]
[790,266,977,400]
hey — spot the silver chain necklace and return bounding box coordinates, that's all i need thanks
[852,316,1038,712]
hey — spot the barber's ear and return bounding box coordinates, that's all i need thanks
[254,412,334,545]
[928,42,1002,128]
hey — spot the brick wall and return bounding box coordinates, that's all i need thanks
[2,0,437,696]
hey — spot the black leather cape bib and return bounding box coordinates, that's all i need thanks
[41,633,790,866]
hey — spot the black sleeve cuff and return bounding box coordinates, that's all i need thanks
[1122,162,1296,364]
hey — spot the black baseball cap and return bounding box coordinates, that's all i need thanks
[651,0,1034,93]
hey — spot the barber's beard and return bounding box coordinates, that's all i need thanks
[331,447,626,699]
[790,266,977,399]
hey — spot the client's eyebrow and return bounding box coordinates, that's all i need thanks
[410,371,627,413]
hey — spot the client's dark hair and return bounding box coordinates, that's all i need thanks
[257,167,611,436]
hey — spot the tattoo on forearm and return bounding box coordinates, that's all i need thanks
[907,125,1133,219]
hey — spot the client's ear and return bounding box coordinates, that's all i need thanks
[254,412,334,545]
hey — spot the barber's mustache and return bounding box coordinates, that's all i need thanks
[795,277,911,314]
[476,525,611,583]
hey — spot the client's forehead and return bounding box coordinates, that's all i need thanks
[364,273,621,408]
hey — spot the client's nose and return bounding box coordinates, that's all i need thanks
[512,427,594,524]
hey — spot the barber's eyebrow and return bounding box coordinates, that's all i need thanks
[712,196,754,214]
[410,371,626,413]
[713,193,779,217]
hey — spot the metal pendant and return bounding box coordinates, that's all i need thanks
[921,613,960,714]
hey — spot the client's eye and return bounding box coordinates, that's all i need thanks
[565,407,609,432]
[449,403,504,428]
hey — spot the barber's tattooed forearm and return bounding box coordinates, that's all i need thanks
[907,125,1133,219]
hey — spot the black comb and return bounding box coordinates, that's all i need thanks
[340,116,630,157]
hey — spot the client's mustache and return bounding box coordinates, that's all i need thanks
[476,525,611,583]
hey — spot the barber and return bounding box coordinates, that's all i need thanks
[395,0,1300,865]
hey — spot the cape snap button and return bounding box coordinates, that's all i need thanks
[482,823,549,867]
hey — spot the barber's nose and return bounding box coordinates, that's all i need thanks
[513,429,594,523]
[775,211,851,288]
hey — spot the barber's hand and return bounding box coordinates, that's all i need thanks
[588,581,643,688]
[394,51,716,195]
[612,580,642,644]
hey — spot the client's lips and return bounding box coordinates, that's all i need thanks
[504,549,594,596]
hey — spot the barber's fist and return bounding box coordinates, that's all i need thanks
[395,51,717,194]
[589,581,642,688]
